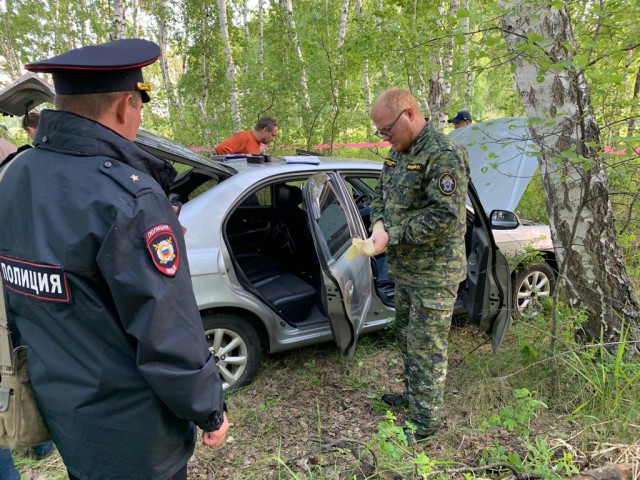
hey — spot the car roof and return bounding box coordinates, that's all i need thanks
[214,154,381,175]
[449,117,538,212]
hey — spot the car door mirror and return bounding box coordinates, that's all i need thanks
[490,210,519,229]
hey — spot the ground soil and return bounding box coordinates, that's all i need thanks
[16,324,640,479]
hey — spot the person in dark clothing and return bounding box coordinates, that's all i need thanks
[447,110,472,129]
[21,111,40,141]
[0,39,228,480]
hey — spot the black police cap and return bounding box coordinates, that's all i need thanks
[447,110,472,124]
[25,39,161,103]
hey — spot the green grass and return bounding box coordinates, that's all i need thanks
[14,312,640,479]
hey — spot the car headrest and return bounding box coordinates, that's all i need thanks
[275,184,303,208]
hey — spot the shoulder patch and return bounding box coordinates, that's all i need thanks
[99,160,153,197]
[146,224,180,276]
[0,255,71,303]
[438,172,457,195]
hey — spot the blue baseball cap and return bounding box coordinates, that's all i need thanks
[447,110,472,124]
[25,39,161,103]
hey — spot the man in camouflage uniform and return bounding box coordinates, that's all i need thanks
[367,88,469,439]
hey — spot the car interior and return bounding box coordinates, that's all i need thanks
[223,174,399,327]
[225,180,326,326]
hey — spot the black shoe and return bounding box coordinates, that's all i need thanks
[403,427,437,444]
[381,393,409,407]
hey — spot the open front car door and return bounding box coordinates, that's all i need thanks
[464,182,513,352]
[303,173,373,359]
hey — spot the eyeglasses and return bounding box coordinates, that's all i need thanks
[375,109,406,138]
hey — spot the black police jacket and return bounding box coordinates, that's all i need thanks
[0,110,225,480]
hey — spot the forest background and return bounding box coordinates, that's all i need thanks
[2,0,640,478]
[1,0,638,230]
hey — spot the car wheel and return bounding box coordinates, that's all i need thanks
[513,262,556,317]
[202,313,262,390]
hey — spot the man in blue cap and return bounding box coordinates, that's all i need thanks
[447,110,473,129]
[0,39,228,480]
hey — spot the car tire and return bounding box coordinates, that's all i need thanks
[513,262,556,317]
[202,313,262,390]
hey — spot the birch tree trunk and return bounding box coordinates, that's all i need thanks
[337,0,350,50]
[428,0,457,129]
[242,0,249,73]
[355,0,371,111]
[499,0,640,351]
[217,0,242,132]
[258,0,264,81]
[283,0,311,116]
[377,0,387,83]
[113,0,125,40]
[462,0,471,108]
[132,0,139,37]
[157,0,180,111]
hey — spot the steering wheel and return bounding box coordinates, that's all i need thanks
[354,193,372,209]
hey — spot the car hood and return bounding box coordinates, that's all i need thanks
[449,117,538,213]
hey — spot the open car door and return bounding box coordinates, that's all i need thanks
[464,182,513,352]
[303,172,373,359]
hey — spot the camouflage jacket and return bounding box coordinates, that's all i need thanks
[370,122,470,287]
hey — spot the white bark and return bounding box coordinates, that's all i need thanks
[462,0,471,108]
[158,0,180,110]
[337,0,350,50]
[284,0,311,115]
[356,0,371,111]
[218,0,242,132]
[258,0,264,81]
[132,0,139,37]
[378,0,387,83]
[113,0,126,40]
[500,0,640,349]
[428,0,457,129]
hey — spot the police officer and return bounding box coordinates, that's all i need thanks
[367,88,469,440]
[0,39,228,479]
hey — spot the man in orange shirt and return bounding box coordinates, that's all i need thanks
[215,116,279,155]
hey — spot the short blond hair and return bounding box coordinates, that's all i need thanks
[54,91,141,121]
[370,88,421,118]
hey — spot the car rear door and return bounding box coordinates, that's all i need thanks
[303,172,373,359]
[465,181,513,352]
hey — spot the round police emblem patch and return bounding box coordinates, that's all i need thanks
[438,173,457,195]
[146,223,180,276]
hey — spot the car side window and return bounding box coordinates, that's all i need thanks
[317,185,351,257]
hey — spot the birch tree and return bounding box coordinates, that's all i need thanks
[427,0,458,128]
[157,0,180,111]
[113,0,126,40]
[258,0,264,80]
[499,0,640,351]
[283,0,311,116]
[355,0,371,111]
[218,0,242,131]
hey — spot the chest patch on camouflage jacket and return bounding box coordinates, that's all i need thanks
[384,159,397,167]
[146,224,180,276]
[438,172,457,195]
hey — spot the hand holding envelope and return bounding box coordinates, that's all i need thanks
[346,221,389,259]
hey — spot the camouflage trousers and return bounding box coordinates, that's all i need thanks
[394,282,457,435]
